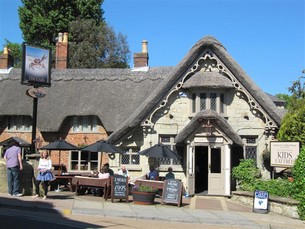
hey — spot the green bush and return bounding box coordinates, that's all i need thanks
[232,159,260,191]
[232,153,305,220]
[254,178,293,197]
[291,147,305,220]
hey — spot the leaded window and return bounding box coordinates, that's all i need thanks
[210,93,217,110]
[7,116,32,132]
[72,116,97,132]
[158,135,181,166]
[121,148,140,165]
[191,91,226,115]
[200,93,206,110]
[241,136,257,163]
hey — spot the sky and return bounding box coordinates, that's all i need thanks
[0,0,304,95]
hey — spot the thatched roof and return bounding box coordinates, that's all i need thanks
[0,67,172,132]
[0,36,283,144]
[182,71,234,89]
[108,36,283,144]
[174,110,244,146]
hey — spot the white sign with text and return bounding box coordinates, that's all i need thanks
[270,142,300,167]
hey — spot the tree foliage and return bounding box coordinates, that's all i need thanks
[277,75,305,146]
[19,0,104,47]
[275,93,292,109]
[18,0,130,68]
[68,19,130,68]
[291,147,305,220]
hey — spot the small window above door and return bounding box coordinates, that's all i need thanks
[191,91,226,115]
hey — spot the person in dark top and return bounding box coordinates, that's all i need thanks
[146,165,159,180]
[104,163,114,176]
[165,167,175,180]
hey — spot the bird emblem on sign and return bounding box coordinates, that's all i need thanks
[29,54,47,70]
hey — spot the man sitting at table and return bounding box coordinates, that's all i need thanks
[146,165,159,180]
[118,165,130,180]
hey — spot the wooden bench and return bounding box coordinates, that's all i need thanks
[72,176,111,200]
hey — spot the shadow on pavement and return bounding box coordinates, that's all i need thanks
[0,196,102,228]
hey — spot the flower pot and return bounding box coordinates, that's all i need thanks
[132,191,155,205]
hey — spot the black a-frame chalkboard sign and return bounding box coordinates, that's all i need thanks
[161,179,183,207]
[111,175,129,202]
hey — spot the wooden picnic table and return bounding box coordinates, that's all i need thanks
[72,176,111,200]
[51,172,93,191]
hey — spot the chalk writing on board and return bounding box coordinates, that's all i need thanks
[113,175,127,198]
[162,179,182,207]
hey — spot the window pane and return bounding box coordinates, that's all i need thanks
[91,152,98,160]
[83,116,89,131]
[81,153,89,161]
[245,146,257,161]
[131,155,140,164]
[200,93,206,110]
[192,93,196,113]
[71,161,78,170]
[121,154,130,164]
[220,93,224,113]
[246,138,256,144]
[211,148,221,173]
[72,116,79,131]
[210,93,217,110]
[159,158,171,165]
[160,136,170,143]
[90,162,98,171]
[172,158,181,165]
[71,151,79,160]
[92,116,97,131]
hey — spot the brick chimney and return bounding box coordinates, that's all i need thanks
[55,32,68,69]
[0,47,14,69]
[133,40,149,68]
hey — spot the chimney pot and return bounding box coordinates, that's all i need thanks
[58,33,63,43]
[63,32,68,43]
[133,40,149,69]
[142,40,148,53]
[0,47,14,69]
[56,32,68,69]
[3,47,8,54]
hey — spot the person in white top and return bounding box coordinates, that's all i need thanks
[118,165,130,181]
[33,151,54,199]
[98,165,110,179]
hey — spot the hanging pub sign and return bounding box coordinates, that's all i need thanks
[111,175,129,202]
[21,43,51,87]
[161,179,183,207]
[253,190,269,214]
[270,142,300,167]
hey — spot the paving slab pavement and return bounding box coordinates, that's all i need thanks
[0,191,304,229]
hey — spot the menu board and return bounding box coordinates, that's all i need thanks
[161,179,183,207]
[111,175,129,202]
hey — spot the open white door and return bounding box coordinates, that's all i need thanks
[208,147,224,195]
[187,145,195,195]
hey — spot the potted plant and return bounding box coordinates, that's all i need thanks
[131,185,157,205]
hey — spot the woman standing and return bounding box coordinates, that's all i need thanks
[33,151,54,199]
